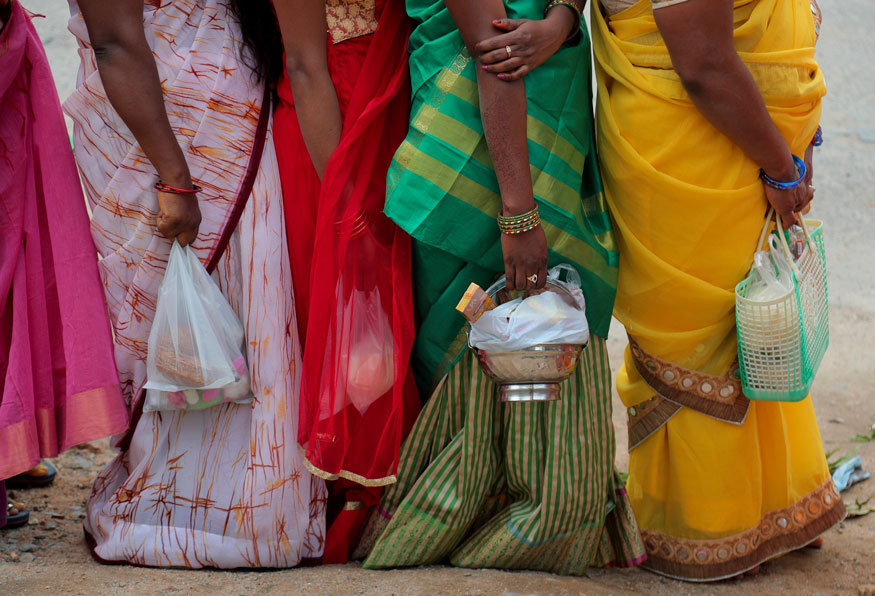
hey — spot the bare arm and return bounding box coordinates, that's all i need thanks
[654,0,812,222]
[445,0,548,290]
[77,0,200,245]
[273,0,342,179]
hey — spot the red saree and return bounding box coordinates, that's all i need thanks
[273,0,418,562]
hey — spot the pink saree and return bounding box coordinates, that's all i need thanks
[65,0,326,568]
[0,1,128,481]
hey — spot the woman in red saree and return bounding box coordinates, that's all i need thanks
[272,0,418,563]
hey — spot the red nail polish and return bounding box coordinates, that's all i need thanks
[497,74,505,79]
[482,65,488,70]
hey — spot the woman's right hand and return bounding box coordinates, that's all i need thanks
[157,190,201,247]
[501,226,548,291]
[762,159,813,228]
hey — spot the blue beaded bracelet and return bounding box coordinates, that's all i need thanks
[811,125,823,147]
[760,155,806,191]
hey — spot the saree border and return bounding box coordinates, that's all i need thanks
[627,396,681,450]
[639,479,846,582]
[297,445,398,487]
[629,336,750,425]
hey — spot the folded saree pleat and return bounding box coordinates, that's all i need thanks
[593,0,843,581]
[65,0,325,568]
[356,0,644,574]
[0,1,127,481]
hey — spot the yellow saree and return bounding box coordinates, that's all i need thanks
[592,0,844,581]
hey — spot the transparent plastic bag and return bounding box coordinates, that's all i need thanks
[143,241,252,412]
[469,264,589,352]
[330,286,395,416]
[746,236,795,303]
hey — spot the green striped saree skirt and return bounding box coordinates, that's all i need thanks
[358,339,644,573]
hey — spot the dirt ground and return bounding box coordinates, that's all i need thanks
[2,0,874,594]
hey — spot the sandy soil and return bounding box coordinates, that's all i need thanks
[2,0,874,594]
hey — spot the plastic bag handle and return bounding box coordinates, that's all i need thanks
[760,208,802,277]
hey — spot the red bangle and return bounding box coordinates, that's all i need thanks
[154,180,201,195]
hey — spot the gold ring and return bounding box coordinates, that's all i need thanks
[505,45,512,57]
[527,274,537,284]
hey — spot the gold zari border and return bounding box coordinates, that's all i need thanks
[629,336,750,424]
[298,445,397,487]
[640,480,846,582]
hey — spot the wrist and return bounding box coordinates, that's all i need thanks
[761,152,797,183]
[544,5,577,41]
[156,167,193,190]
[501,200,537,217]
[545,0,582,41]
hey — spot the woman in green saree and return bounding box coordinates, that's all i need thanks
[355,0,645,574]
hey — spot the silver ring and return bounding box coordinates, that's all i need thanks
[505,45,512,57]
[527,274,537,284]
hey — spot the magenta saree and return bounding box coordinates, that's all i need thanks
[0,1,128,480]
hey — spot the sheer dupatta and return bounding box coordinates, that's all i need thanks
[281,0,417,487]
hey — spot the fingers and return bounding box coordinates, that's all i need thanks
[481,47,516,66]
[536,263,548,290]
[484,57,524,74]
[475,20,524,54]
[176,227,198,247]
[498,65,531,81]
[156,216,199,247]
[514,267,528,294]
[491,19,523,31]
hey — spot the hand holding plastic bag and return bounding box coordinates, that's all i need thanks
[143,241,252,411]
[468,264,589,352]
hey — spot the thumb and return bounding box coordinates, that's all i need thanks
[493,19,522,31]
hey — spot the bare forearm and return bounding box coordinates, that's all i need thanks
[92,44,191,186]
[476,70,535,215]
[655,0,797,181]
[446,0,535,215]
[681,57,796,180]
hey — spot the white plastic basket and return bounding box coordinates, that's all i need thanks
[735,209,829,401]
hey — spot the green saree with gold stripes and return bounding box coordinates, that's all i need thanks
[356,0,645,574]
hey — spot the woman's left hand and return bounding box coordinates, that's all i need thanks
[476,17,571,81]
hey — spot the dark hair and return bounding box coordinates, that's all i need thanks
[228,0,284,88]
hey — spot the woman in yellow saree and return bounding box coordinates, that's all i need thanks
[592,0,843,582]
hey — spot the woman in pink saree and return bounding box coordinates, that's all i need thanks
[0,0,128,528]
[65,0,325,567]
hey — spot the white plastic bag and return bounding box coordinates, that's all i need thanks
[324,286,394,417]
[143,241,252,411]
[746,236,795,303]
[468,264,589,352]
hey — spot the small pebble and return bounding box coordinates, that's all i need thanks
[18,553,35,563]
[44,521,58,530]
[19,543,38,553]
[27,516,40,526]
[65,455,93,470]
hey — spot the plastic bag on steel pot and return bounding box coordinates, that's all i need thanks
[469,264,589,352]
